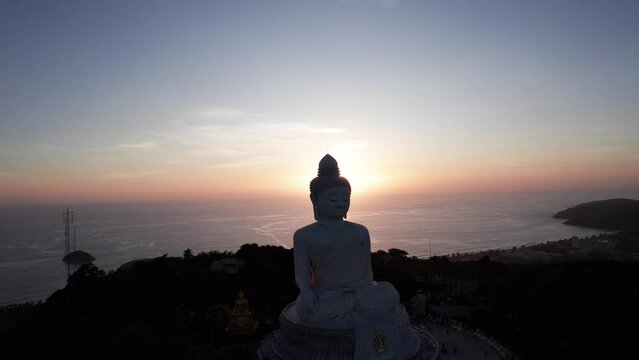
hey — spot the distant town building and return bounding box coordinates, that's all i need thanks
[210,257,245,274]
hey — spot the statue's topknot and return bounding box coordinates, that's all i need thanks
[310,154,351,202]
[317,154,340,177]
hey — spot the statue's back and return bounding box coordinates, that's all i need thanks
[300,221,372,291]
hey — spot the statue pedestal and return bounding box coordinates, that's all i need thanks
[258,302,439,360]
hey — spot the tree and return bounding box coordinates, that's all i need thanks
[388,248,409,258]
[68,263,105,286]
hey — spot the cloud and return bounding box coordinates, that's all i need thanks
[161,116,350,150]
[163,159,188,164]
[154,117,365,170]
[99,170,169,180]
[205,156,280,169]
[311,127,347,134]
[38,144,115,152]
[251,122,349,137]
[193,106,267,120]
[121,106,370,172]
[379,0,400,8]
[117,142,156,149]
[338,0,401,8]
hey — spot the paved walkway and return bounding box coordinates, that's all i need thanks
[417,322,503,360]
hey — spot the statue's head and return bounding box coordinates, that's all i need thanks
[309,154,351,220]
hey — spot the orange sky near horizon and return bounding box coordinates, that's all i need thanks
[2,150,638,205]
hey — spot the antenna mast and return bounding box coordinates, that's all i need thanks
[63,208,74,278]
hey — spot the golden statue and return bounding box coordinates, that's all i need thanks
[226,290,257,336]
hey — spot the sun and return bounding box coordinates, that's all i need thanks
[328,152,389,196]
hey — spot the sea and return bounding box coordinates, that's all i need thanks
[2,189,638,306]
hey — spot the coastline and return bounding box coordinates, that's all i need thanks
[3,191,624,306]
[2,193,638,306]
[448,198,639,263]
[446,231,639,263]
[2,193,639,356]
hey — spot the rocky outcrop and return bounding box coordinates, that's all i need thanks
[62,250,95,264]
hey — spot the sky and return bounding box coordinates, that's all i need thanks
[1,0,638,204]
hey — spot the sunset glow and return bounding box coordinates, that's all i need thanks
[1,0,638,204]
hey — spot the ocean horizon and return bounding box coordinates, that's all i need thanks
[2,189,638,306]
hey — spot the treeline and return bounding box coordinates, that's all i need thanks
[0,244,296,360]
[1,244,638,359]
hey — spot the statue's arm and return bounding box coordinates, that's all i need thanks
[362,225,374,283]
[293,231,312,293]
[293,230,316,318]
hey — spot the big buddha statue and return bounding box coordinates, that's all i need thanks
[259,155,423,360]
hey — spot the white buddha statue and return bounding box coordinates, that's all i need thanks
[293,154,420,359]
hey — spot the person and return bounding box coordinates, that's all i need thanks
[293,154,420,359]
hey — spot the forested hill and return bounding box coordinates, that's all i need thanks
[553,198,639,230]
[1,245,638,359]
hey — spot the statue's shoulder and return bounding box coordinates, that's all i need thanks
[345,221,370,237]
[293,223,321,242]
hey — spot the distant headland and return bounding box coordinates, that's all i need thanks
[553,198,639,231]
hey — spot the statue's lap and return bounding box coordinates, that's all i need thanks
[297,281,400,325]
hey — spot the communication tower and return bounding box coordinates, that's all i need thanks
[63,208,74,278]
